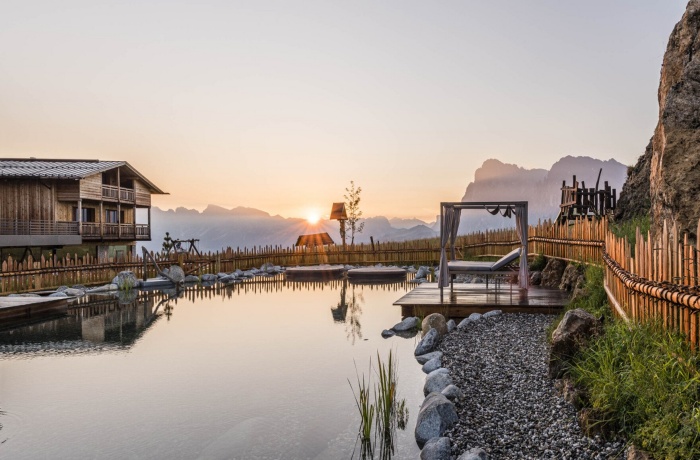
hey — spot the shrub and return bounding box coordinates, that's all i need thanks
[529,253,547,271]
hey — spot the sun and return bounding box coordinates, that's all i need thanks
[306,212,321,225]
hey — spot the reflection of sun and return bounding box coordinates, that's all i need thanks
[307,212,321,225]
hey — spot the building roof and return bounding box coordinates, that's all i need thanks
[0,158,167,194]
[295,232,335,247]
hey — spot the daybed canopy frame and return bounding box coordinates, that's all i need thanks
[438,201,529,291]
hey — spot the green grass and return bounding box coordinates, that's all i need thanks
[610,216,651,250]
[571,321,700,459]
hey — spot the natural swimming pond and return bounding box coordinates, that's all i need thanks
[0,277,425,459]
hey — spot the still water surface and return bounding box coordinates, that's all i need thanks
[0,278,424,459]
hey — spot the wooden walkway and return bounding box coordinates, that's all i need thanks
[394,284,570,318]
[0,296,69,324]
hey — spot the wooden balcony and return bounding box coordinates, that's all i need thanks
[101,185,135,204]
[81,223,150,241]
[0,219,81,247]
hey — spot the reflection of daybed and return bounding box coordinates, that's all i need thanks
[447,247,521,289]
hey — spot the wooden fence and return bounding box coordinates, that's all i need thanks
[459,216,700,348]
[3,215,700,348]
[0,240,444,293]
[603,219,700,348]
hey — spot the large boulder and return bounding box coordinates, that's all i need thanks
[422,313,448,337]
[558,264,585,291]
[167,265,185,283]
[424,368,453,395]
[415,328,439,355]
[540,259,566,288]
[420,437,451,460]
[414,392,458,448]
[112,271,140,290]
[416,351,443,365]
[416,266,431,279]
[422,356,442,374]
[549,308,601,378]
[441,384,463,401]
[530,271,542,286]
[392,316,419,332]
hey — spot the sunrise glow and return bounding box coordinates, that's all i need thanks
[306,211,321,225]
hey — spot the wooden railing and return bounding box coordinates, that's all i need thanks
[101,185,135,203]
[80,223,150,240]
[0,219,79,235]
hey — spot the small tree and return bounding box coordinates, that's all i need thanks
[162,232,174,255]
[344,181,365,245]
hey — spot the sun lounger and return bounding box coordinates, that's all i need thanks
[447,247,522,288]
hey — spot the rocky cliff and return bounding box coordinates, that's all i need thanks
[617,0,700,237]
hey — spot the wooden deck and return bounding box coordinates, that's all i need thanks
[0,296,69,323]
[394,283,570,317]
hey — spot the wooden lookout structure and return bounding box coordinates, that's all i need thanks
[330,202,347,246]
[557,170,616,223]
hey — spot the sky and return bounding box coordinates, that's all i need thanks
[0,0,689,222]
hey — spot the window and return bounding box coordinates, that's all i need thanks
[73,207,95,222]
[105,210,119,223]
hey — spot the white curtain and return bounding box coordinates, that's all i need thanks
[450,209,461,259]
[438,206,456,287]
[514,206,529,289]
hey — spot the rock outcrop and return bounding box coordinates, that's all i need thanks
[617,0,700,237]
[549,309,601,379]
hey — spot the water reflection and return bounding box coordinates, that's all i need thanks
[0,276,424,459]
[0,277,413,356]
[0,290,179,355]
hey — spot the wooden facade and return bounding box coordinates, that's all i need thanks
[0,159,165,249]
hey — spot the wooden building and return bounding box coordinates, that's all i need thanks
[0,159,166,260]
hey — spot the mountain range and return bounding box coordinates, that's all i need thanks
[144,156,628,252]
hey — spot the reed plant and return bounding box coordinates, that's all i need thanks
[571,320,700,458]
[349,363,374,458]
[349,350,408,459]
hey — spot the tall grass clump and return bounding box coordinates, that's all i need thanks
[349,364,375,458]
[349,350,408,459]
[571,320,700,459]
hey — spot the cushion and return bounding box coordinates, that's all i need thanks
[491,247,521,271]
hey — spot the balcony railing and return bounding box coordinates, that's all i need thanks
[81,223,150,240]
[0,219,79,235]
[101,185,135,203]
[0,219,150,241]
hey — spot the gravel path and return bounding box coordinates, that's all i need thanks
[440,313,624,459]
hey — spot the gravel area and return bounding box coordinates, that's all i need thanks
[440,313,624,459]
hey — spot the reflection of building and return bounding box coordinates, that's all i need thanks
[0,292,163,353]
[0,159,166,261]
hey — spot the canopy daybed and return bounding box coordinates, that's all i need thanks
[437,201,529,295]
